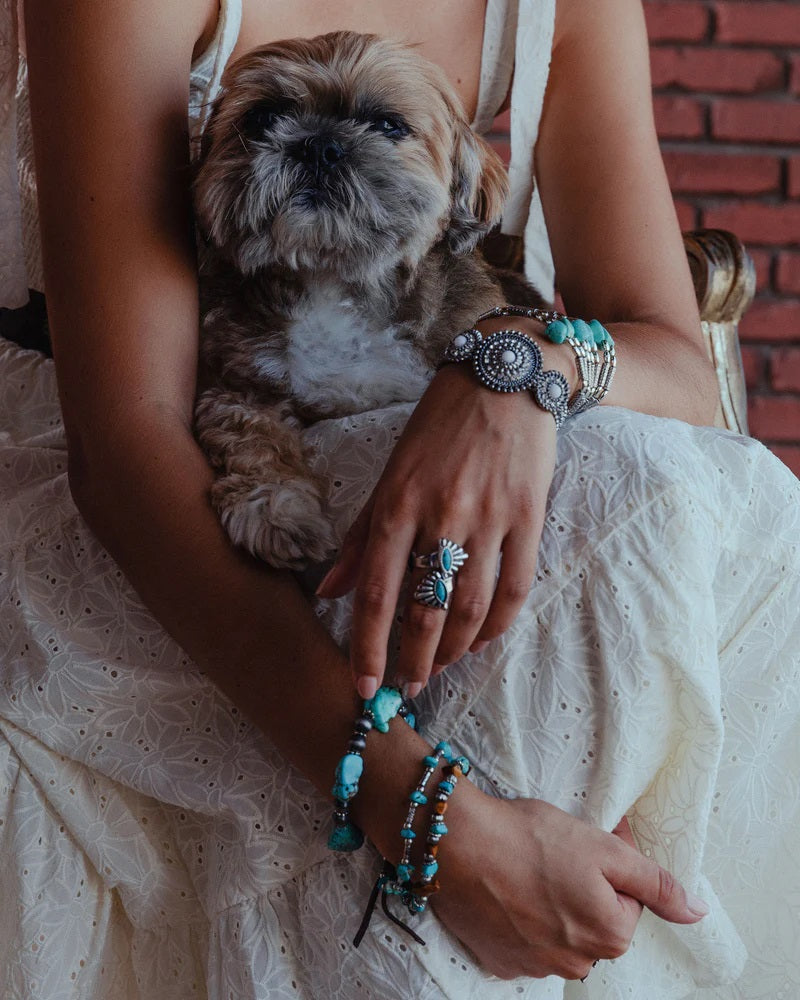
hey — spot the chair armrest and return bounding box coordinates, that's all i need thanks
[683,229,754,435]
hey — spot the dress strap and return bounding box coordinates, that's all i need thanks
[189,0,244,147]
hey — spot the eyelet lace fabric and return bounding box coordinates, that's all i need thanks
[1,335,799,999]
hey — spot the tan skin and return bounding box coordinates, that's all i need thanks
[24,0,714,982]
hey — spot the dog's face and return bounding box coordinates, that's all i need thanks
[194,31,508,281]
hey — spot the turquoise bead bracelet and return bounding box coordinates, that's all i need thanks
[328,686,416,852]
[385,742,471,916]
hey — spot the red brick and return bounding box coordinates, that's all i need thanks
[748,396,800,442]
[674,198,697,231]
[770,445,800,477]
[740,299,800,341]
[748,249,773,293]
[715,2,800,46]
[792,55,800,97]
[776,253,800,295]
[651,47,783,94]
[740,344,766,390]
[712,100,800,145]
[662,150,780,195]
[790,158,800,200]
[644,1,709,42]
[770,347,800,391]
[653,95,706,138]
[702,202,800,247]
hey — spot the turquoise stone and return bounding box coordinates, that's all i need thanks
[423,755,439,768]
[396,863,414,881]
[441,547,453,572]
[545,320,568,344]
[454,755,471,775]
[332,752,363,800]
[435,740,453,759]
[364,686,403,732]
[421,861,439,877]
[572,319,593,343]
[434,578,447,603]
[327,821,364,851]
[410,790,428,805]
[589,319,609,344]
[405,712,417,729]
[438,780,455,794]
[430,822,448,836]
[400,828,416,839]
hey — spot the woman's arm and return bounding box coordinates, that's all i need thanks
[24,0,703,979]
[535,0,718,424]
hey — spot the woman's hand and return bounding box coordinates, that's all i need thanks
[433,790,709,981]
[316,362,559,698]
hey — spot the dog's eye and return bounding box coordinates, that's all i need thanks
[370,116,410,140]
[241,103,283,137]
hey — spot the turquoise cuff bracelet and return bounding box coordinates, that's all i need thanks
[328,686,416,852]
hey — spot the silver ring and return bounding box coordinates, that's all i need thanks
[409,538,469,611]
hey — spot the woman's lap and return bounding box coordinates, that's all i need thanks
[1,337,799,998]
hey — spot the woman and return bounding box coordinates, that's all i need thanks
[1,0,798,996]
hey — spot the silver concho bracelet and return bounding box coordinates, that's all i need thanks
[440,306,616,429]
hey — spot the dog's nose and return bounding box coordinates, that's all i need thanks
[300,135,345,173]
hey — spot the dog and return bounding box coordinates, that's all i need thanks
[193,31,541,569]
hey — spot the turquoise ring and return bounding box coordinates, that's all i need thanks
[410,538,468,611]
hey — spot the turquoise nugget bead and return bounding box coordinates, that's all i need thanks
[572,319,593,343]
[438,780,455,794]
[435,740,453,759]
[421,860,439,877]
[423,755,439,768]
[409,790,428,805]
[400,828,416,839]
[545,319,568,344]
[590,319,610,345]
[332,752,364,800]
[430,822,448,836]
[327,822,364,852]
[364,686,403,732]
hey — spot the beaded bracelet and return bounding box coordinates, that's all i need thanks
[328,686,415,852]
[385,742,471,915]
[352,741,471,948]
[473,305,617,418]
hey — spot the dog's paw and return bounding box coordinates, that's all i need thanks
[212,475,337,569]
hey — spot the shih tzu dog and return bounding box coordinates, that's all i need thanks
[193,31,540,569]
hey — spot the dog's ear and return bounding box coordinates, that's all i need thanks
[447,124,509,256]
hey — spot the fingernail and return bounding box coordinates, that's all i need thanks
[469,639,489,654]
[356,675,378,701]
[315,565,338,596]
[686,892,710,917]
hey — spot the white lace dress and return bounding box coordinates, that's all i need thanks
[2,3,800,999]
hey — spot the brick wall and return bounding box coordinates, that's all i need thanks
[646,0,800,475]
[490,0,800,476]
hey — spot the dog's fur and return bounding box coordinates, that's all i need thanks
[193,31,541,568]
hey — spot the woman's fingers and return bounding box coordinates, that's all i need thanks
[315,496,375,599]
[473,519,541,646]
[604,838,709,924]
[348,505,417,699]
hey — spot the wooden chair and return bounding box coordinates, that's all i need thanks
[482,227,754,435]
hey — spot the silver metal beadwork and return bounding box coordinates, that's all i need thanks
[443,328,482,363]
[472,330,543,393]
